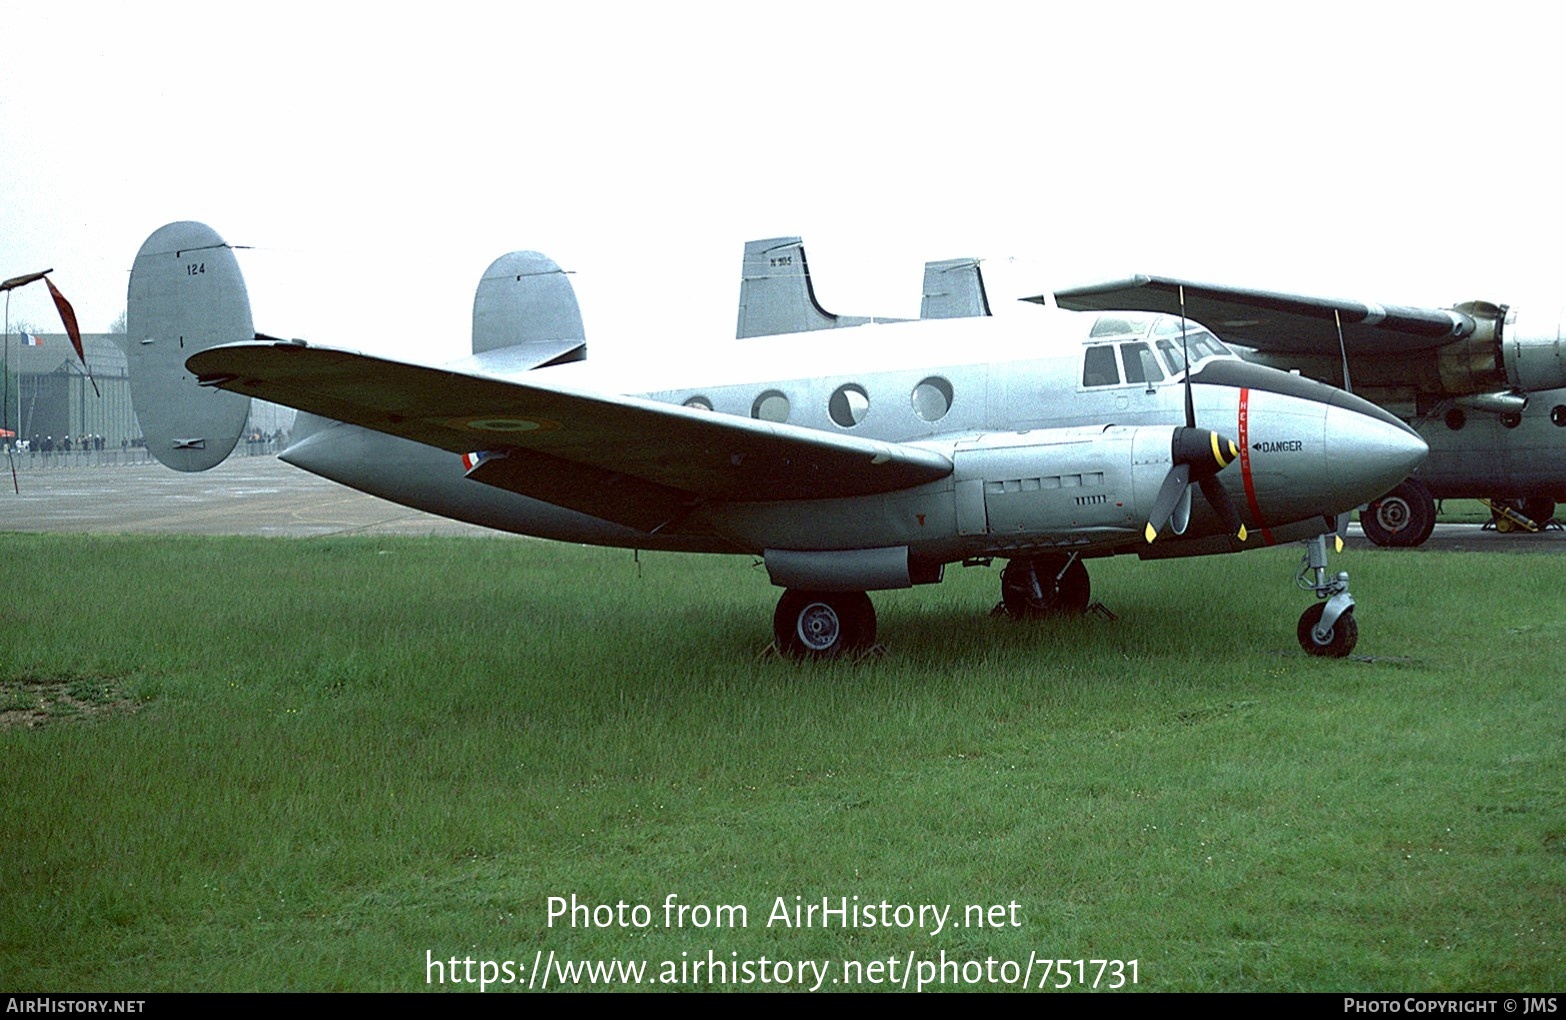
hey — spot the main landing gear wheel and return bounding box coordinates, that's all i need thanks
[1000,554,1091,618]
[773,590,875,659]
[1360,478,1435,547]
[1297,602,1358,658]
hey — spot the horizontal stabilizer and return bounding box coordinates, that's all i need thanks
[126,221,253,471]
[188,341,953,531]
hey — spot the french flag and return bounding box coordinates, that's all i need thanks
[20,330,41,347]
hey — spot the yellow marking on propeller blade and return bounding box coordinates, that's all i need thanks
[1334,535,1344,553]
[1238,524,1248,542]
[1145,523,1158,543]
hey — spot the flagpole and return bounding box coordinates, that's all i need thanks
[4,289,17,493]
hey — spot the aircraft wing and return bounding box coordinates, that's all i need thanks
[187,340,953,532]
[1049,276,1476,355]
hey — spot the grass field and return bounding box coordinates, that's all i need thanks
[1,532,1561,991]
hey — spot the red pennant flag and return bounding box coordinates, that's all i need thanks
[44,277,83,363]
[44,276,99,397]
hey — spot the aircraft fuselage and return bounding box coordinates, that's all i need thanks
[279,315,1424,576]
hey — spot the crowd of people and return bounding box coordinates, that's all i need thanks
[2,429,289,463]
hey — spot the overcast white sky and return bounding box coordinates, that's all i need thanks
[4,2,1564,363]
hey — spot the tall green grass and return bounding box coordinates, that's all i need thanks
[0,534,1560,990]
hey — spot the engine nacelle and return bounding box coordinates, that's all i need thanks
[949,424,1216,542]
[1438,300,1566,397]
[1501,304,1566,393]
[721,423,1233,582]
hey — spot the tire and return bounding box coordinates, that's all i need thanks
[1297,602,1358,658]
[1000,555,1091,618]
[773,590,875,659]
[1360,478,1435,547]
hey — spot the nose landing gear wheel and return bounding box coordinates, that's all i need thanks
[1297,602,1357,658]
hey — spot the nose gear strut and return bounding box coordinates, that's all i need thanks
[1295,533,1356,657]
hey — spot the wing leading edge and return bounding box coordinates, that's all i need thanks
[187,341,953,532]
[1049,275,1476,356]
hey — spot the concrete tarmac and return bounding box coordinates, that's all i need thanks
[1,453,1562,550]
[0,454,497,538]
[1344,522,1565,553]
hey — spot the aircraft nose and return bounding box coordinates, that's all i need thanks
[1322,402,1428,505]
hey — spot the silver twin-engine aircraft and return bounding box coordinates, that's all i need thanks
[126,222,1425,658]
[1053,276,1566,546]
[746,240,1566,548]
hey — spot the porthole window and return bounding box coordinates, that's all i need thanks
[1501,412,1523,430]
[683,396,713,411]
[751,390,790,423]
[911,376,953,422]
[1553,405,1566,427]
[828,384,870,427]
[1445,408,1466,431]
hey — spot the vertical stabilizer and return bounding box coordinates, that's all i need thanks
[471,251,586,365]
[921,257,991,319]
[126,221,253,472]
[736,237,905,338]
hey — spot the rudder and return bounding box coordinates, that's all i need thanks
[920,257,991,319]
[735,237,906,338]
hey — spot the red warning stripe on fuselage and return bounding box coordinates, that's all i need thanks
[1236,387,1275,545]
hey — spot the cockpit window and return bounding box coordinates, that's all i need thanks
[1156,338,1187,375]
[1155,330,1231,374]
[1083,345,1120,387]
[1089,314,1154,339]
[1189,330,1230,359]
[1121,342,1163,384]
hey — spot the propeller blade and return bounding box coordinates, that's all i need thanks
[1180,284,1196,429]
[1198,475,1248,542]
[1171,483,1194,535]
[1183,360,1195,429]
[1145,462,1191,543]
